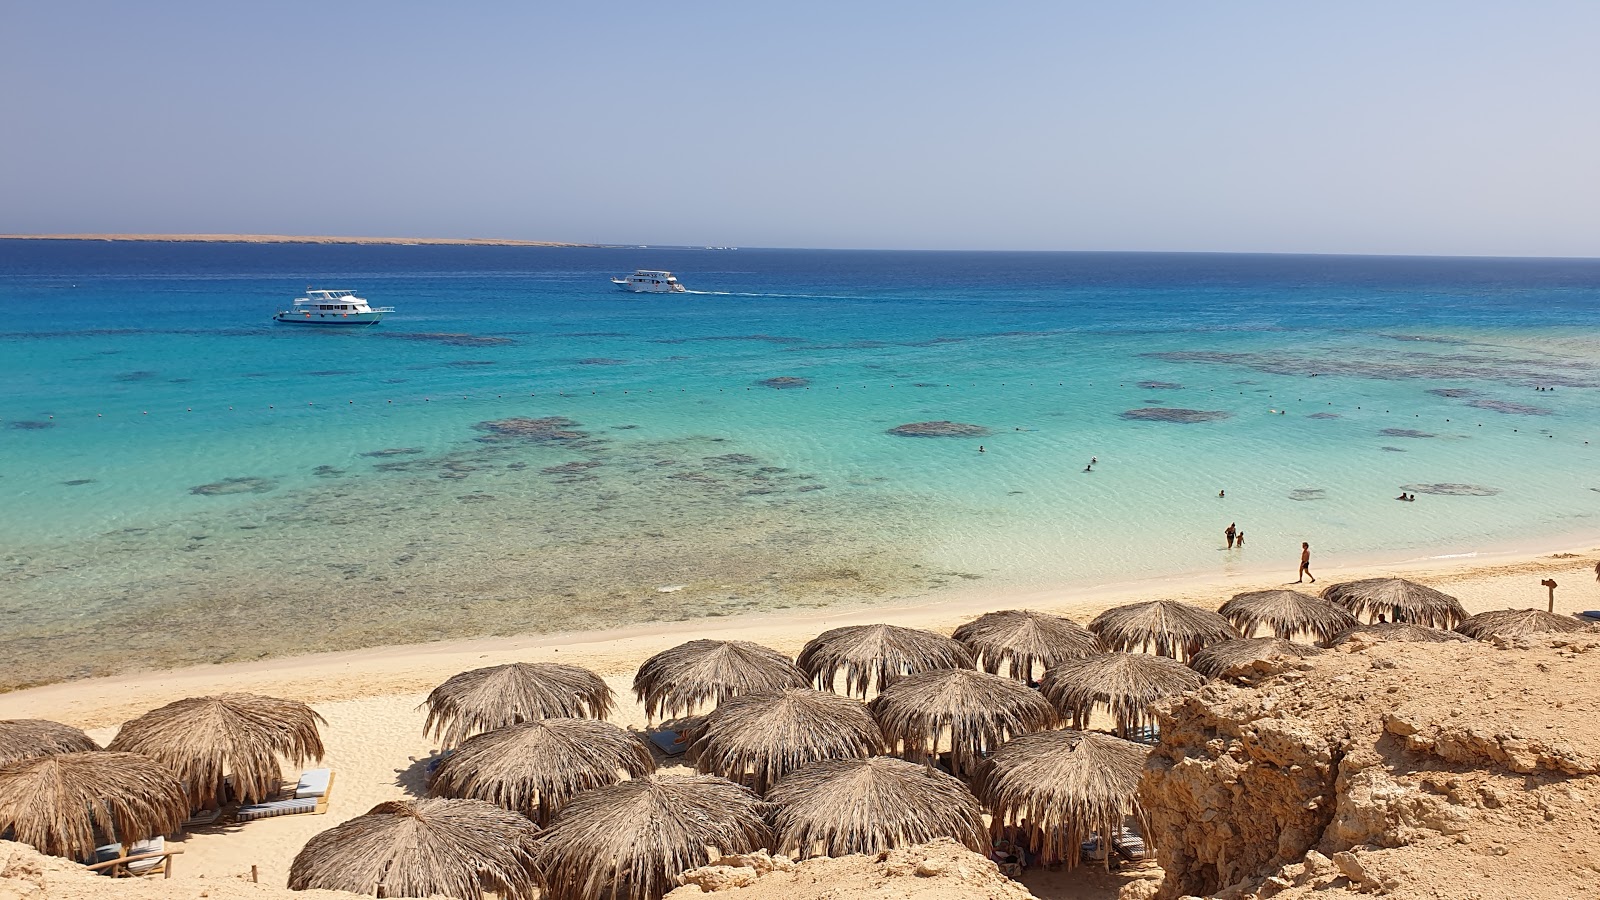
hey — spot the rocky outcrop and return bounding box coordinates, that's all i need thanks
[1140,636,1600,899]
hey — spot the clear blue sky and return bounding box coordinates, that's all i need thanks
[2,1,1596,255]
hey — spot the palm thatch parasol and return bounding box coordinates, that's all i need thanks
[429,718,655,824]
[288,798,541,900]
[423,662,614,748]
[1455,608,1589,641]
[0,720,99,765]
[973,730,1150,869]
[1217,590,1357,644]
[535,774,769,900]
[1088,601,1240,661]
[1331,623,1471,645]
[869,668,1057,775]
[633,640,808,722]
[767,756,986,858]
[796,624,972,698]
[952,609,1103,682]
[0,751,187,860]
[107,693,325,808]
[1189,638,1322,679]
[688,688,882,794]
[1320,578,1467,629]
[1040,653,1205,737]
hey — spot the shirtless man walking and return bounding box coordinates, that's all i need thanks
[1296,542,1315,583]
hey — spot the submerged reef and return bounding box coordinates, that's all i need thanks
[189,476,276,496]
[887,421,992,437]
[1146,349,1600,388]
[1380,428,1436,438]
[1288,488,1327,501]
[7,420,54,430]
[474,416,588,443]
[1428,388,1477,398]
[1400,482,1502,496]
[376,331,516,347]
[1467,398,1552,416]
[361,447,424,457]
[1138,380,1184,390]
[1307,412,1341,419]
[576,358,627,365]
[1121,408,1232,424]
[757,376,810,389]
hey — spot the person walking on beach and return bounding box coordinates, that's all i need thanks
[1296,542,1315,583]
[1225,523,1237,549]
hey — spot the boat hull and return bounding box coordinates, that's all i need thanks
[274,313,385,325]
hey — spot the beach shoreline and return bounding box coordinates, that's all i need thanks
[5,531,1595,727]
[0,233,598,247]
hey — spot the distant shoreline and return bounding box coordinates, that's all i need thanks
[0,233,602,248]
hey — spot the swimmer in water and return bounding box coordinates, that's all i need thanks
[978,445,985,453]
[1218,489,1226,498]
[1091,456,1097,465]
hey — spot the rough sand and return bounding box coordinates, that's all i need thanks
[0,233,594,247]
[1,543,1597,897]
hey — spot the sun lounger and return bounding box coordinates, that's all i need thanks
[125,838,166,875]
[236,769,334,820]
[85,839,181,878]
[181,808,222,828]
[648,729,688,757]
[296,768,332,799]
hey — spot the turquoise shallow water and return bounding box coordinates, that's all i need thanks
[2,243,1598,686]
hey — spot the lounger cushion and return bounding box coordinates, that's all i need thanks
[648,730,687,756]
[296,768,332,798]
[237,797,318,820]
[126,837,165,874]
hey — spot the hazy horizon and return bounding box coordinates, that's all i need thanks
[3,2,1597,257]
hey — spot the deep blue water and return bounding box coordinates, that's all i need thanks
[2,241,1598,686]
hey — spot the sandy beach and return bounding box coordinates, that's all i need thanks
[2,539,1596,895]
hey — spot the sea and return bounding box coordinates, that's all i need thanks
[2,242,1598,688]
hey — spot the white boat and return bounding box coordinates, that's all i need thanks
[273,289,394,326]
[611,270,687,293]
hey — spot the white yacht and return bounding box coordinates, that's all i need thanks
[273,289,394,325]
[611,270,687,293]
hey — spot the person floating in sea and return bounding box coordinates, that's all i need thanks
[1225,522,1237,549]
[978,445,985,453]
[1395,492,1408,500]
[1084,463,1093,472]
[1218,489,1226,498]
[1296,542,1315,583]
[1091,456,1098,465]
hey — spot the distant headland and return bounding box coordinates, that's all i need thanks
[0,233,600,247]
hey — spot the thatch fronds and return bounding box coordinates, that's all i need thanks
[1331,623,1471,645]
[973,730,1150,869]
[107,693,325,807]
[1190,638,1322,679]
[1456,608,1589,641]
[1088,601,1240,661]
[869,668,1057,775]
[0,751,187,860]
[767,756,985,858]
[952,610,1103,682]
[288,798,542,900]
[1217,590,1357,644]
[796,624,972,698]
[535,774,769,900]
[1320,578,1467,629]
[0,720,99,765]
[632,640,808,722]
[688,688,882,794]
[429,718,655,824]
[1040,653,1205,737]
[423,662,614,748]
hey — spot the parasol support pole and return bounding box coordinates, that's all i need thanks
[1541,578,1558,613]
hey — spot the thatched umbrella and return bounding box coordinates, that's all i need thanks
[1456,608,1589,641]
[688,688,882,794]
[107,693,325,808]
[952,609,1103,682]
[973,730,1150,869]
[1190,638,1321,679]
[288,798,541,900]
[1088,601,1240,661]
[0,751,187,860]
[423,662,614,748]
[633,640,808,722]
[796,624,972,698]
[1217,590,1357,644]
[767,756,985,858]
[869,668,1057,775]
[1040,653,1205,737]
[429,718,655,824]
[536,774,769,900]
[0,720,99,765]
[1321,578,1467,629]
[1331,623,1471,645]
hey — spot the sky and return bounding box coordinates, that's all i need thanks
[2,1,1597,255]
